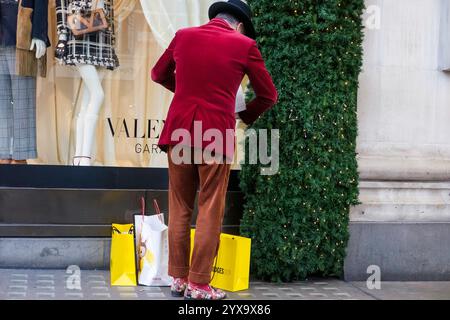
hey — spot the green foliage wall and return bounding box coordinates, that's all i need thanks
[239,0,364,281]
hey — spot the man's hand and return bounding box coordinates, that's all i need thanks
[30,38,46,59]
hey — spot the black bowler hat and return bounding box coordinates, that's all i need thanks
[208,0,256,39]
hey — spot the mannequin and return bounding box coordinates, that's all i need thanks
[55,0,119,166]
[0,0,49,164]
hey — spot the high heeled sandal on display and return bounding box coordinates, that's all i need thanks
[72,156,91,166]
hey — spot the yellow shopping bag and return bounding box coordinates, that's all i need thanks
[190,229,251,292]
[110,224,137,286]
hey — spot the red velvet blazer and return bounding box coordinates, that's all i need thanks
[151,18,278,160]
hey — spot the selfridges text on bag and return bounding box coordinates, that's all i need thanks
[134,198,171,286]
[190,229,251,292]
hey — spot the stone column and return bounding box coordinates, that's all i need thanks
[344,0,450,280]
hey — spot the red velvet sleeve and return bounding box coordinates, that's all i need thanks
[151,34,177,93]
[239,41,278,125]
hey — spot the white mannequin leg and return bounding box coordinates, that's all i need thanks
[75,64,105,166]
[74,84,90,165]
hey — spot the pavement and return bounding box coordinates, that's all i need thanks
[1,269,450,300]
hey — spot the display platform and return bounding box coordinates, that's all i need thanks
[0,165,243,237]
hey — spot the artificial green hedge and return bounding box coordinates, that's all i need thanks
[240,0,364,282]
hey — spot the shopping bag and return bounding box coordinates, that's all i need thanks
[190,229,251,292]
[134,198,171,286]
[110,223,137,286]
[236,86,246,113]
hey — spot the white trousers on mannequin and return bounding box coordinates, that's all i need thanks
[74,64,105,166]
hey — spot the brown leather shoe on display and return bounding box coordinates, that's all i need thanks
[10,160,27,165]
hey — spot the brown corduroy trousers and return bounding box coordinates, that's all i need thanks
[167,146,231,284]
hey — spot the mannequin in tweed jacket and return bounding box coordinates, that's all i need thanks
[55,0,119,166]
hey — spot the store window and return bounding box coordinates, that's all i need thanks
[1,0,246,168]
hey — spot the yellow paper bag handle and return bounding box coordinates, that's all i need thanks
[112,225,134,234]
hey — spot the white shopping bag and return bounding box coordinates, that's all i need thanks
[236,85,246,113]
[134,198,171,286]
